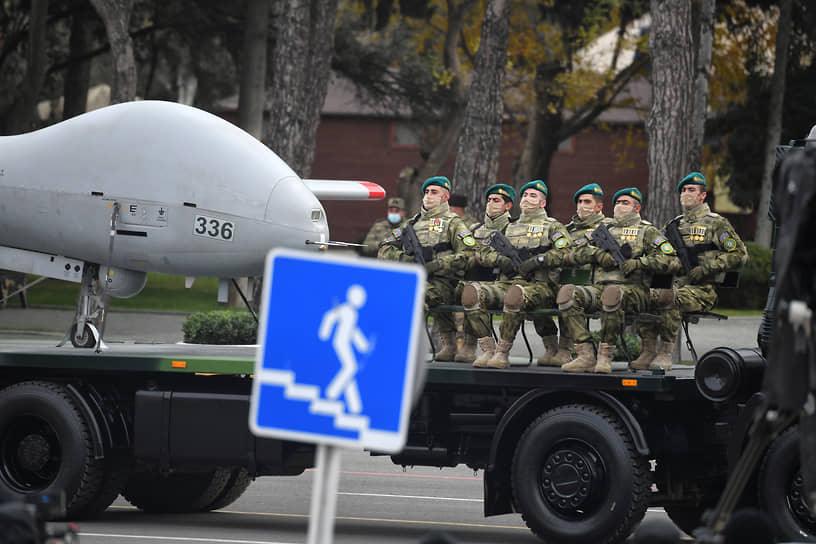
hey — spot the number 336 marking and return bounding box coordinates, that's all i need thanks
[193,214,234,242]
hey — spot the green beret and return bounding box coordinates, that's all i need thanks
[612,187,642,204]
[520,179,549,197]
[573,183,604,204]
[485,183,516,203]
[421,176,452,193]
[677,172,707,193]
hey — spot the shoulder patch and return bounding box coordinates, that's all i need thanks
[719,232,738,251]
[458,230,476,247]
[391,228,402,239]
[653,235,667,246]
[551,231,565,241]
[659,241,675,255]
[554,237,568,249]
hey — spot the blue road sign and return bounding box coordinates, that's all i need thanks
[250,249,426,453]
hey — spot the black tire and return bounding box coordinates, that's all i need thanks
[72,449,131,518]
[70,323,96,349]
[0,381,106,518]
[758,427,816,541]
[123,466,231,513]
[205,468,253,511]
[511,403,650,544]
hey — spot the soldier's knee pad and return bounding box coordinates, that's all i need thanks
[462,283,480,309]
[655,287,676,307]
[504,285,524,311]
[601,285,623,312]
[557,284,576,311]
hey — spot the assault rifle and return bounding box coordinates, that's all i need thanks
[489,231,524,270]
[665,217,696,274]
[590,223,631,265]
[402,224,429,266]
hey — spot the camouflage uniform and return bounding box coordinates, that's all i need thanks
[378,202,474,352]
[559,211,678,372]
[635,202,748,369]
[462,207,571,367]
[361,218,402,257]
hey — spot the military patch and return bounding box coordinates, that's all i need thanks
[689,225,707,242]
[659,242,675,255]
[552,231,565,242]
[654,236,667,245]
[392,228,402,239]
[554,237,568,249]
[722,236,737,251]
[463,236,476,247]
[621,227,639,242]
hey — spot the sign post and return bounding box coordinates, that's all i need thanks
[250,249,426,542]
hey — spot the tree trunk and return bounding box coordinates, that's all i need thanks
[647,0,694,228]
[265,0,339,177]
[64,4,94,120]
[755,0,792,248]
[688,0,715,170]
[3,0,48,134]
[451,0,510,218]
[90,0,137,104]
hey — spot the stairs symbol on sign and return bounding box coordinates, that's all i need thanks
[257,369,371,433]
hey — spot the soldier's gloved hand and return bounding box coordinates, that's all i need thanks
[687,265,707,283]
[621,258,642,276]
[425,260,442,275]
[497,256,516,274]
[596,251,618,269]
[519,257,539,275]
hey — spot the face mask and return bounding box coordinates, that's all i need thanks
[576,204,595,220]
[680,193,699,210]
[387,213,402,224]
[519,196,539,212]
[486,201,505,218]
[423,193,443,210]
[614,202,635,218]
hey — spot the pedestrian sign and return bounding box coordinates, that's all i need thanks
[250,248,426,453]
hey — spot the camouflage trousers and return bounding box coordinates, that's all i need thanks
[637,284,718,341]
[427,277,461,334]
[560,283,649,344]
[462,280,557,342]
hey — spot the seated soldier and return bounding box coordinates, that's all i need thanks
[378,176,475,361]
[559,187,679,374]
[632,172,748,371]
[461,180,572,369]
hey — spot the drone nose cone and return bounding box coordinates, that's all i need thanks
[265,176,329,249]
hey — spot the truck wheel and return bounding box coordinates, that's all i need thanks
[0,381,106,518]
[123,467,231,513]
[758,427,816,541]
[511,404,650,544]
[205,468,253,510]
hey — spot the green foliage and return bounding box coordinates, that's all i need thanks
[182,310,257,345]
[590,330,641,360]
[715,241,771,310]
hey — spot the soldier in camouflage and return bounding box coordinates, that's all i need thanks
[449,193,481,230]
[360,197,407,258]
[378,176,476,361]
[458,183,516,365]
[632,172,748,371]
[559,187,680,374]
[546,183,611,366]
[461,180,572,369]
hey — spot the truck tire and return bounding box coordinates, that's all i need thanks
[205,468,253,510]
[511,403,650,544]
[758,427,816,541]
[0,381,106,518]
[123,467,231,513]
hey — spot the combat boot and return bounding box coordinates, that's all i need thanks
[487,339,514,369]
[631,335,657,370]
[536,336,559,366]
[434,332,457,361]
[650,340,674,371]
[551,336,574,366]
[455,334,477,363]
[594,342,614,373]
[472,337,496,368]
[562,342,596,373]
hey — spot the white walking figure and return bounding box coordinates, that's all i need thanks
[318,284,371,414]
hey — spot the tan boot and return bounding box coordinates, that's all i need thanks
[550,336,574,366]
[487,339,513,369]
[631,335,657,370]
[562,342,596,373]
[650,340,674,371]
[434,332,457,361]
[455,334,477,363]
[472,337,496,368]
[594,342,614,373]
[536,336,559,366]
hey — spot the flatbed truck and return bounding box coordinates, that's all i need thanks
[0,339,809,543]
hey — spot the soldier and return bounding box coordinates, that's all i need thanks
[378,176,476,361]
[631,172,748,371]
[360,197,407,257]
[559,187,679,374]
[461,180,572,369]
[449,193,480,230]
[458,183,516,365]
[545,183,611,366]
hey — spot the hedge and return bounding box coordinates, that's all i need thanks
[182,310,258,344]
[715,241,771,310]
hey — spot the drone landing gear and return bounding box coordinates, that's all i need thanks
[58,263,108,351]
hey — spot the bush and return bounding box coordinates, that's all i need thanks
[182,310,258,344]
[715,241,771,310]
[590,331,641,360]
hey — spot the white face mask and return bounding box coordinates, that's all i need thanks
[614,202,635,218]
[680,192,700,210]
[519,196,539,212]
[576,204,595,220]
[486,200,506,218]
[423,193,443,210]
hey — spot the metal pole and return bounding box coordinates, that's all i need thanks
[306,444,342,544]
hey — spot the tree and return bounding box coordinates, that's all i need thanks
[647,0,694,228]
[90,0,137,103]
[689,0,715,170]
[451,0,510,209]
